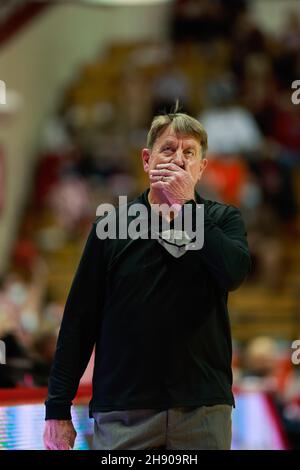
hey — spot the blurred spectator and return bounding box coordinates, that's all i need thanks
[34,116,74,207]
[248,139,298,224]
[240,53,278,136]
[48,176,92,236]
[31,330,58,386]
[246,203,284,289]
[199,155,248,206]
[199,74,263,156]
[151,61,191,115]
[281,11,300,53]
[241,336,279,391]
[171,0,246,43]
[271,92,300,162]
[232,10,266,56]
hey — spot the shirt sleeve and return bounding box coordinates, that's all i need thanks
[45,222,105,420]
[184,200,252,292]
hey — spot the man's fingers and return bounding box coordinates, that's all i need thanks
[150,169,176,176]
[150,175,172,181]
[156,163,183,171]
[44,438,72,450]
[53,441,71,450]
[58,442,71,450]
[45,442,57,450]
[151,181,172,191]
[151,181,165,188]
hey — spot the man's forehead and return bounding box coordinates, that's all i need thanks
[156,130,199,147]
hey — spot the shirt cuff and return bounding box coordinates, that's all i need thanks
[45,403,72,420]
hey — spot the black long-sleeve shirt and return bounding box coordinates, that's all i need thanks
[45,188,251,420]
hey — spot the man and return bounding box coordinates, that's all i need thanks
[44,111,251,450]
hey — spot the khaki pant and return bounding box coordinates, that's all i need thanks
[92,404,232,450]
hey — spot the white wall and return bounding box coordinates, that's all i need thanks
[0,2,171,275]
[250,0,300,35]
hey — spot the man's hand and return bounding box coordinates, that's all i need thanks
[150,163,195,207]
[43,420,77,450]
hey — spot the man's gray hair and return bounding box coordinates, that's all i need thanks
[146,104,208,158]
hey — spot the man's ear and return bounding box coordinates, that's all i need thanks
[142,148,151,173]
[198,158,208,181]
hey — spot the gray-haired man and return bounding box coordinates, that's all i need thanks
[44,111,251,450]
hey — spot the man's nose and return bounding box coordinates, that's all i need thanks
[171,149,184,167]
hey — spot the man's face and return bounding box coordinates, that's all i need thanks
[142,126,207,186]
